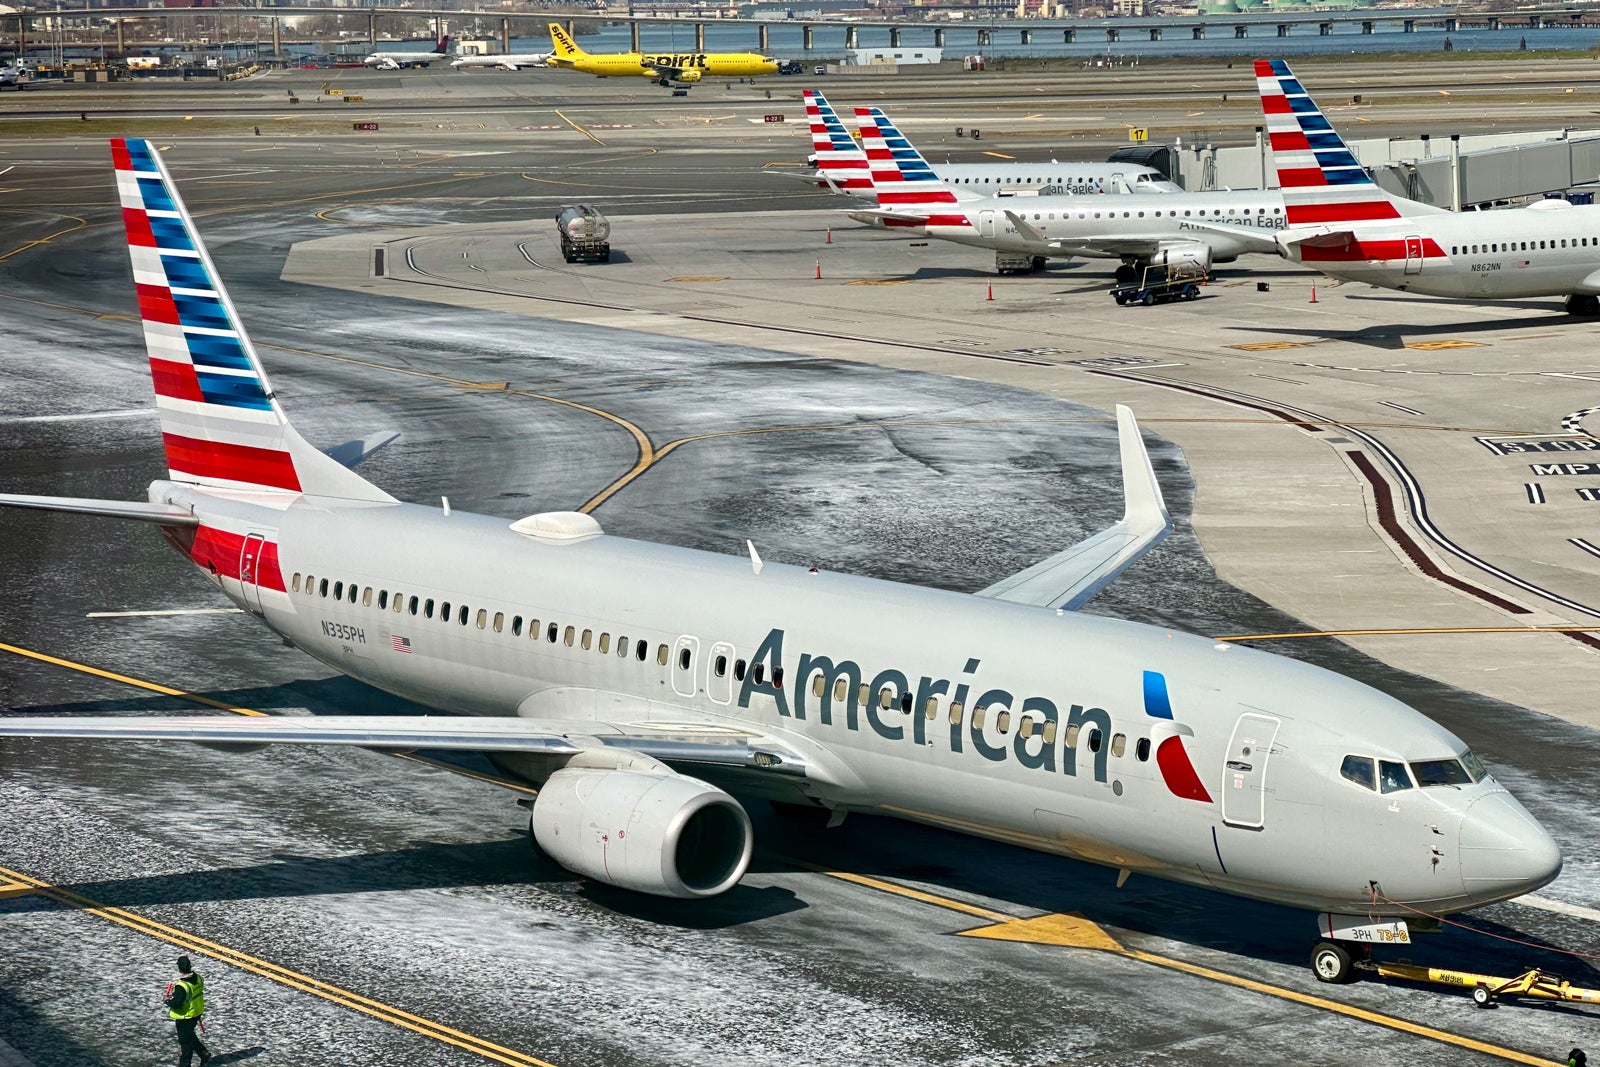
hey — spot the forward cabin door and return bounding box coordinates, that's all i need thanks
[1403,236,1423,275]
[707,641,735,705]
[671,635,700,699]
[238,533,267,614]
[1221,712,1280,830]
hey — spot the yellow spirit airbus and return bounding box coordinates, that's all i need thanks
[0,139,1562,985]
[546,22,777,90]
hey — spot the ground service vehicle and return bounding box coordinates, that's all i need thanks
[1111,264,1204,306]
[557,204,610,263]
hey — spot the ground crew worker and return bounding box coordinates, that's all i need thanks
[164,955,212,1067]
[1569,1049,1587,1067]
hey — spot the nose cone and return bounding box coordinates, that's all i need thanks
[1459,792,1562,901]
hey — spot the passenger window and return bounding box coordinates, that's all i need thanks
[391,592,403,614]
[408,596,419,616]
[734,658,746,679]
[678,647,691,670]
[948,700,964,725]
[348,585,357,604]
[319,579,329,597]
[478,609,489,630]
[858,683,870,707]
[377,590,387,610]
[1135,737,1150,762]
[899,691,912,713]
[291,573,302,592]
[971,706,986,730]
[834,678,848,702]
[924,696,939,718]
[753,662,765,684]
[458,605,467,626]
[1341,755,1375,790]
[424,599,434,619]
[718,655,730,679]
[528,619,540,639]
[636,641,648,662]
[773,667,784,689]
[564,626,575,647]
[994,709,1011,732]
[582,629,592,650]
[1411,759,1472,787]
[810,673,823,697]
[1042,720,1058,745]
[598,633,610,654]
[362,587,372,607]
[877,687,892,709]
[1018,716,1035,740]
[1086,728,1102,753]
[334,581,344,600]
[1111,733,1126,758]
[547,623,558,643]
[1064,723,1080,748]
[492,612,503,633]
[657,643,669,666]
[512,615,523,637]
[440,601,450,621]
[1379,760,1412,793]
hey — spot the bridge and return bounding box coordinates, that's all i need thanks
[7,5,1595,59]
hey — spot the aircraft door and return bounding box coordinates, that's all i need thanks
[1221,712,1280,830]
[671,635,700,699]
[707,641,735,705]
[1403,236,1423,275]
[238,533,267,614]
[979,210,997,238]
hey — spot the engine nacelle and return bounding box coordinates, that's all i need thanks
[1153,240,1213,274]
[673,68,703,84]
[532,767,752,898]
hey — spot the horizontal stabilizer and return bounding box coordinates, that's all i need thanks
[323,431,401,470]
[0,714,808,776]
[0,494,198,526]
[976,405,1171,611]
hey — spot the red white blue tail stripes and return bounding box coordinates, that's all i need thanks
[804,90,870,192]
[113,138,392,502]
[1255,58,1400,226]
[856,107,972,230]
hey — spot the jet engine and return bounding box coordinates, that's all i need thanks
[1154,241,1213,273]
[673,68,703,84]
[532,762,752,898]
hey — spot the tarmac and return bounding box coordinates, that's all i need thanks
[0,60,1597,1067]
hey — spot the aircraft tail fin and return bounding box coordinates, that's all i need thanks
[436,34,450,53]
[1255,58,1410,226]
[112,138,393,502]
[804,90,872,194]
[857,106,962,210]
[548,23,585,60]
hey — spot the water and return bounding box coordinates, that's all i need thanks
[519,18,1596,61]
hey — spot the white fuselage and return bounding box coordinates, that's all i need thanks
[451,53,551,70]
[157,478,1557,919]
[1293,201,1600,298]
[860,188,1290,263]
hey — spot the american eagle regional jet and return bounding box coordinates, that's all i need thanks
[0,139,1562,983]
[362,34,450,70]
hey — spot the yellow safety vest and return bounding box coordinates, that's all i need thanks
[168,975,205,1020]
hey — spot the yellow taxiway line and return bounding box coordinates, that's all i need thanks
[1217,626,1600,643]
[0,864,559,1067]
[552,109,606,147]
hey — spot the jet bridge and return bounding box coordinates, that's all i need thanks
[1162,127,1600,209]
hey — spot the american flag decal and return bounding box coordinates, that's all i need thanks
[391,634,413,654]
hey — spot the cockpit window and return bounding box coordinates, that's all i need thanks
[1340,755,1376,791]
[1461,750,1489,782]
[1411,759,1473,787]
[1378,760,1413,794]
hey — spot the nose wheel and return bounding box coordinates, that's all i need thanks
[1310,940,1360,984]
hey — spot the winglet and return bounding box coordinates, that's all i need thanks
[974,406,1172,612]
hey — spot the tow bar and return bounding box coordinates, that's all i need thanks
[1361,960,1600,1008]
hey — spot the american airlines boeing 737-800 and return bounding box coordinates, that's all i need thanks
[0,139,1563,983]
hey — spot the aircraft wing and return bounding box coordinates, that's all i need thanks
[0,714,810,777]
[975,405,1171,611]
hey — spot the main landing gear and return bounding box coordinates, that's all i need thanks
[1564,294,1600,316]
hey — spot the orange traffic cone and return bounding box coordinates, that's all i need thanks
[1309,284,1318,303]
[986,278,994,301]
[825,226,832,245]
[815,258,822,280]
